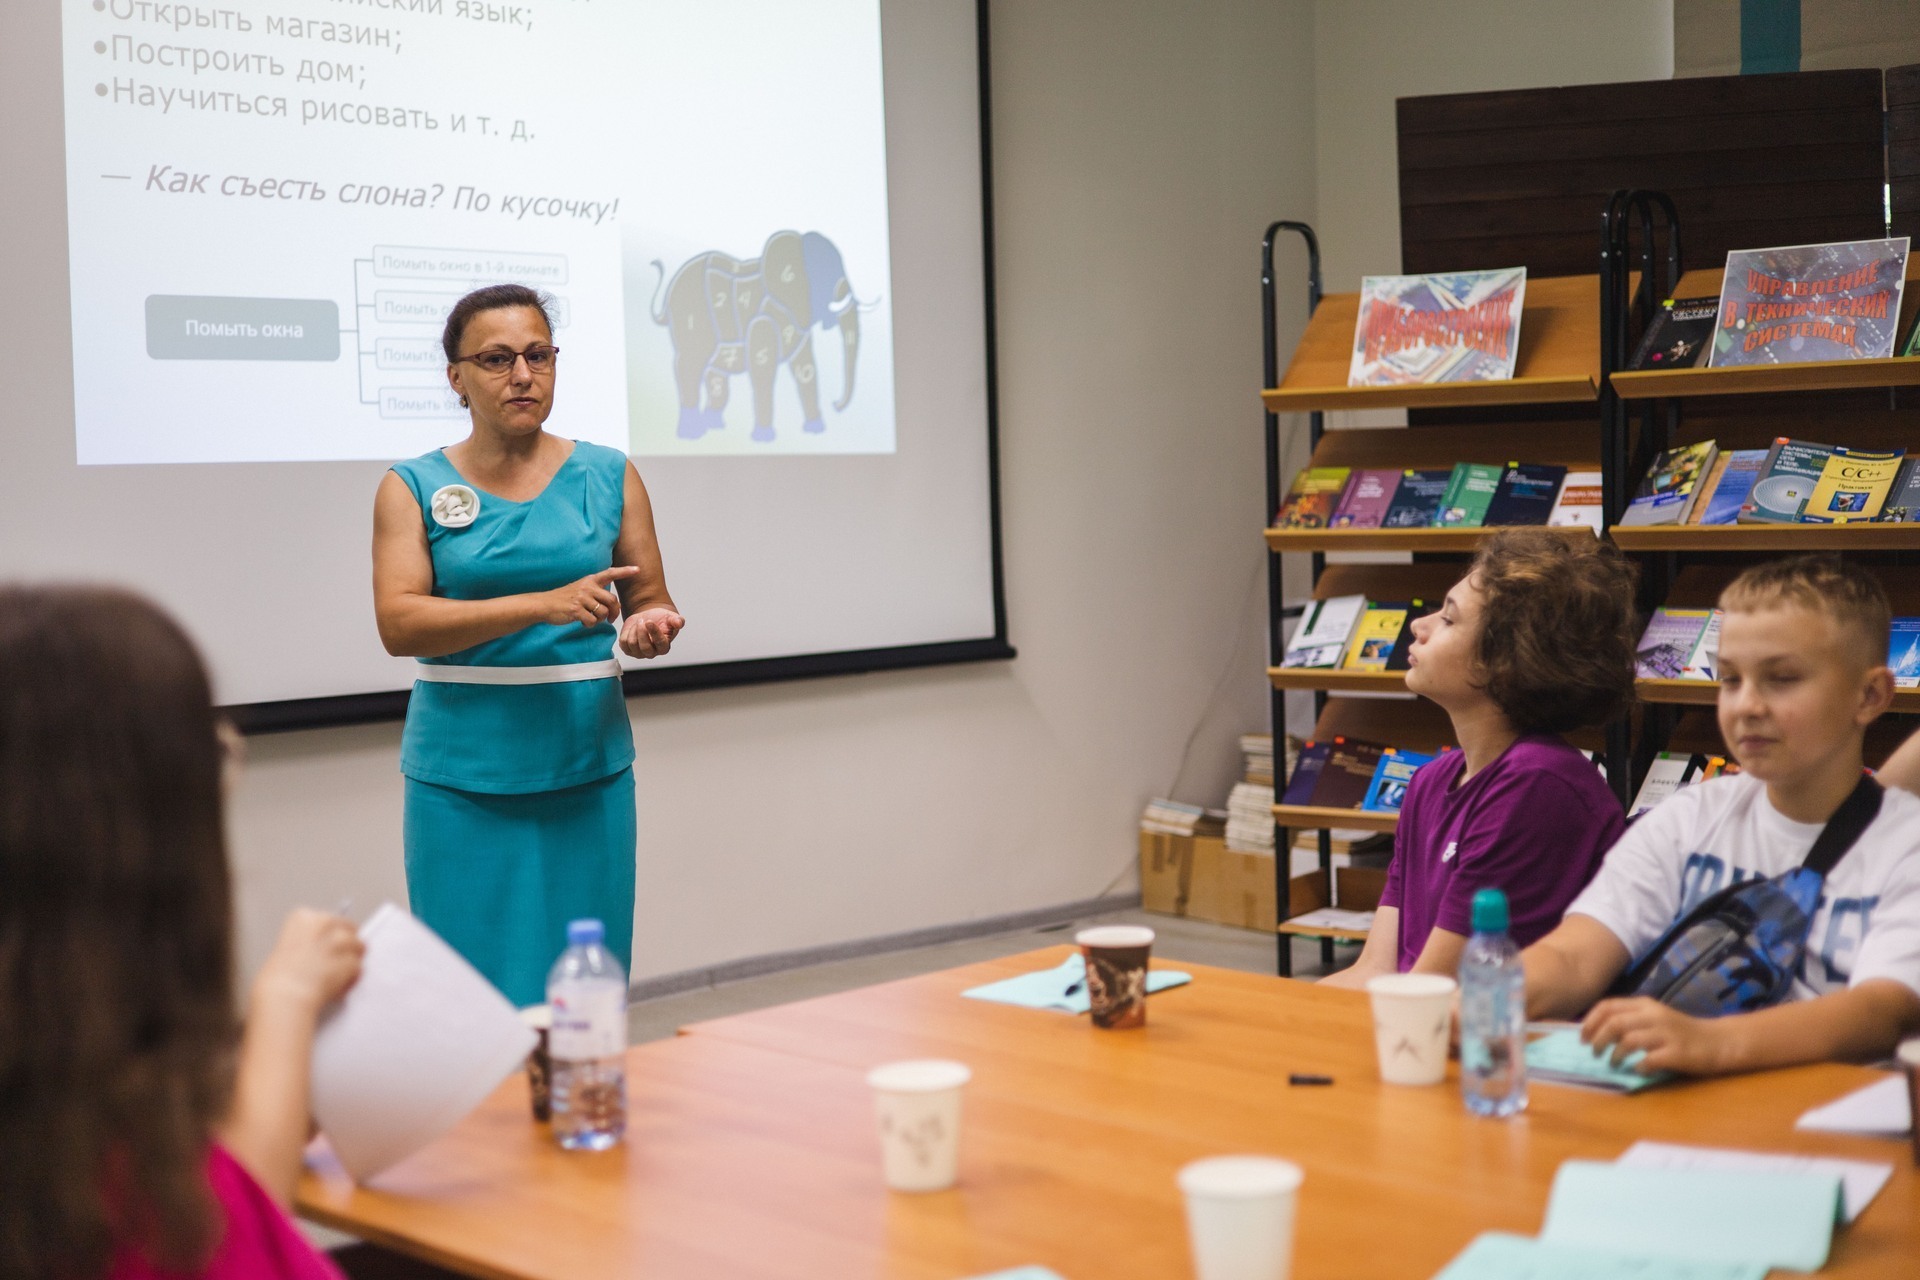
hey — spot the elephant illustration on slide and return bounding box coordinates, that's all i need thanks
[650,230,871,442]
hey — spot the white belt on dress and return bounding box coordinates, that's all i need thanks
[413,658,622,686]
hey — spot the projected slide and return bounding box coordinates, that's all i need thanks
[62,0,896,464]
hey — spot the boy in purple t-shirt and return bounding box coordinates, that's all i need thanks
[1320,529,1637,987]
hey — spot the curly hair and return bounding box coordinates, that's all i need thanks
[1719,554,1890,668]
[1467,528,1639,734]
[0,587,235,1278]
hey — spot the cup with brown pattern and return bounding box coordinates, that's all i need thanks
[1076,925,1156,1029]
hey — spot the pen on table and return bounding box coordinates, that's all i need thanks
[1288,1073,1334,1086]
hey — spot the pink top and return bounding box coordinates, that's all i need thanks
[109,1146,343,1280]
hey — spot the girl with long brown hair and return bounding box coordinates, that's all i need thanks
[0,586,362,1280]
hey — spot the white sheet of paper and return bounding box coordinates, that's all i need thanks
[309,903,539,1182]
[1617,1140,1892,1224]
[1794,1074,1911,1138]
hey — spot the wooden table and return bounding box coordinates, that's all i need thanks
[297,947,1920,1279]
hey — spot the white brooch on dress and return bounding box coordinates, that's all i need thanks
[429,484,480,528]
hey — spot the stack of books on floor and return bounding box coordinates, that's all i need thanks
[1623,437,1920,526]
[1239,733,1275,785]
[1139,798,1226,837]
[1224,780,1276,854]
[1275,461,1603,532]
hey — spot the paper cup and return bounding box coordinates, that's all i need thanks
[867,1059,971,1192]
[1899,1039,1920,1167]
[1365,973,1456,1086]
[1178,1155,1304,1280]
[1076,925,1155,1029]
[519,1005,553,1122]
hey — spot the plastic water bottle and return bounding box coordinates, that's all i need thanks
[1459,888,1528,1118]
[546,918,628,1150]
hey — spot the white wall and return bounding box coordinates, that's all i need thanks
[226,0,1319,980]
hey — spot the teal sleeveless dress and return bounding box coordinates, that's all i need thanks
[391,440,636,1006]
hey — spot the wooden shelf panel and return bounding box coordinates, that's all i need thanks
[1312,563,1463,602]
[1269,667,1409,694]
[1611,357,1920,400]
[1263,274,1602,412]
[1277,921,1370,942]
[1610,523,1920,552]
[1292,417,1601,472]
[1612,262,1920,401]
[1308,695,1456,753]
[1269,523,1600,553]
[1637,678,1718,706]
[1271,803,1399,833]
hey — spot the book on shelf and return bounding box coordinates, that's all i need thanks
[1274,466,1351,529]
[1635,607,1714,680]
[1341,602,1409,673]
[1382,468,1451,528]
[1688,448,1769,525]
[1360,747,1438,814]
[1891,619,1920,689]
[1627,296,1717,370]
[1434,462,1503,528]
[1346,267,1527,386]
[1628,752,1735,818]
[1801,446,1907,524]
[1906,314,1920,357]
[1307,737,1389,810]
[1224,781,1276,853]
[1678,609,1724,682]
[1279,739,1332,806]
[1708,237,1910,367]
[1327,468,1400,529]
[1481,462,1566,527]
[1384,599,1437,671]
[1739,438,1834,523]
[1881,458,1920,522]
[1618,440,1717,527]
[1545,469,1604,532]
[1280,593,1365,668]
[1140,798,1226,838]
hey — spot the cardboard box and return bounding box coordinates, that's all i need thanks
[1139,832,1330,933]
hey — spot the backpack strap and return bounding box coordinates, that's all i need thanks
[1802,775,1882,877]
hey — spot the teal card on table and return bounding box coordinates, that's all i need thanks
[1524,1029,1672,1093]
[1541,1160,1843,1273]
[1432,1232,1765,1280]
[960,954,1190,1014]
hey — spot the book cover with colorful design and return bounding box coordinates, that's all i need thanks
[1708,238,1909,367]
[1434,462,1503,528]
[1347,268,1527,386]
[1691,449,1768,525]
[1739,438,1836,523]
[1482,463,1566,526]
[1636,608,1714,679]
[1882,458,1920,523]
[1382,469,1451,528]
[1801,446,1906,524]
[1281,594,1366,669]
[1274,467,1351,529]
[1341,603,1410,672]
[1360,748,1438,814]
[1891,619,1920,689]
[1545,470,1604,531]
[1308,737,1390,810]
[1618,440,1717,527]
[1328,468,1401,529]
[1628,296,1717,370]
[1280,739,1333,806]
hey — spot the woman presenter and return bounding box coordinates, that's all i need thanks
[372,284,683,1006]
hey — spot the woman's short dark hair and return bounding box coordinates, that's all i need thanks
[0,586,235,1277]
[441,283,555,361]
[1469,528,1639,734]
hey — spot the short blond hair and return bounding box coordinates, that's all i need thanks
[1718,554,1890,667]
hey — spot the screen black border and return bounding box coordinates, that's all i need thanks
[231,0,1012,734]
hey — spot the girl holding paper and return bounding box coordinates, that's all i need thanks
[0,586,361,1280]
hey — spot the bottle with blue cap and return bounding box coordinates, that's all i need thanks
[1458,887,1528,1117]
[546,918,628,1150]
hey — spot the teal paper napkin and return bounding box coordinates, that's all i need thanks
[1541,1160,1843,1273]
[1525,1029,1673,1093]
[960,954,1190,1014]
[1432,1232,1765,1280]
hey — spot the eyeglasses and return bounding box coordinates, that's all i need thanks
[453,345,560,375]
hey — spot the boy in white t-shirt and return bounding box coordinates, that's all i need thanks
[1521,555,1920,1075]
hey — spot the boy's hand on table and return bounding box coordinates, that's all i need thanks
[1580,996,1731,1075]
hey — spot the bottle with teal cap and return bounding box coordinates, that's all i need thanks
[1459,887,1528,1117]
